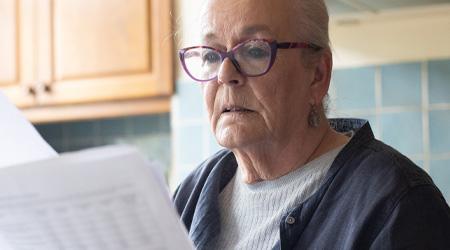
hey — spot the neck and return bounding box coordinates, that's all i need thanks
[232,121,349,184]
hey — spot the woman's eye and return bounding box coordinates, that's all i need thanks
[202,52,221,64]
[246,47,269,59]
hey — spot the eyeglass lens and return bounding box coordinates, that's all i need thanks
[182,40,273,81]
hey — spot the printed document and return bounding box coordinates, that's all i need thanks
[0,91,57,167]
[0,145,194,250]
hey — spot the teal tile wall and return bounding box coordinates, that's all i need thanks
[324,0,358,15]
[171,80,222,188]
[381,111,423,155]
[357,114,379,138]
[330,59,450,202]
[177,83,204,120]
[429,110,450,154]
[173,59,450,202]
[175,124,205,165]
[430,159,450,202]
[35,114,172,176]
[381,63,422,107]
[429,59,450,104]
[332,67,376,110]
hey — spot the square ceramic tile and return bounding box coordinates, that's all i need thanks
[429,110,450,154]
[126,134,172,173]
[35,123,63,141]
[429,59,450,104]
[65,139,96,152]
[132,114,170,135]
[430,159,450,203]
[381,63,422,107]
[176,81,205,120]
[98,118,127,138]
[381,111,423,155]
[175,124,205,165]
[66,121,96,139]
[332,67,376,110]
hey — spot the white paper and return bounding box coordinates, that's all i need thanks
[0,91,57,167]
[0,145,194,250]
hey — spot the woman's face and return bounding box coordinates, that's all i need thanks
[202,0,317,150]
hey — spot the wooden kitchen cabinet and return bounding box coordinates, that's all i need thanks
[0,0,173,123]
[0,0,36,108]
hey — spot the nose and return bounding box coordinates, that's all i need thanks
[217,58,244,86]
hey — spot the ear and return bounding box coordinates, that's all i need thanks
[309,49,332,105]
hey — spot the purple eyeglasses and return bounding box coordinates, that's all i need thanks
[178,39,322,82]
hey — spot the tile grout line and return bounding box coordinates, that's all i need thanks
[430,152,450,161]
[421,61,431,172]
[429,103,450,110]
[374,66,383,139]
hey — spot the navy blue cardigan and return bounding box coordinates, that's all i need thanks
[174,119,450,249]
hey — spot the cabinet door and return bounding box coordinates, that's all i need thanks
[0,0,35,107]
[38,0,173,105]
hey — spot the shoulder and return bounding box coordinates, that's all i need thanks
[330,119,434,195]
[173,149,235,215]
[370,180,450,248]
[325,137,445,219]
[334,136,434,192]
[316,138,450,247]
[351,139,434,190]
[337,136,448,211]
[175,149,234,194]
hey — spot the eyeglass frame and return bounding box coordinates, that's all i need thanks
[178,39,322,82]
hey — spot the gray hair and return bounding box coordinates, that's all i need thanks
[293,0,331,115]
[293,0,330,50]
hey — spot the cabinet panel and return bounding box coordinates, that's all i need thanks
[54,0,150,79]
[0,0,18,86]
[38,0,173,106]
[0,0,173,121]
[0,0,35,107]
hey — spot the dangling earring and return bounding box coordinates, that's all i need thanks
[308,104,320,128]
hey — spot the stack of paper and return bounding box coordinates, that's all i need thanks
[0,91,194,250]
[0,92,57,167]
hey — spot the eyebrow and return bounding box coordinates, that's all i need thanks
[202,24,273,43]
[241,25,272,37]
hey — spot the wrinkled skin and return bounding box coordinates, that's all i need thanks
[200,0,349,183]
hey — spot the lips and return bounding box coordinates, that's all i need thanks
[221,105,254,114]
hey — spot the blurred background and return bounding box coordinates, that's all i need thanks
[0,0,449,202]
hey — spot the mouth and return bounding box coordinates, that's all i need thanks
[221,105,254,114]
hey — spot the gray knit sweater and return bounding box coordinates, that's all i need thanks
[214,145,345,250]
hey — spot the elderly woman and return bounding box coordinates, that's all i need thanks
[174,0,450,249]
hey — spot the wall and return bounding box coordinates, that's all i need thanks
[36,114,172,178]
[330,4,450,68]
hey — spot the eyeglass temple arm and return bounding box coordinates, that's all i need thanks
[277,42,322,51]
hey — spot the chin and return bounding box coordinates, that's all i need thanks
[215,126,261,150]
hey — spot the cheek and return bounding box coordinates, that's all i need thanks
[253,65,312,125]
[203,83,218,124]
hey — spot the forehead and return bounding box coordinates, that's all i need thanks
[201,0,297,43]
